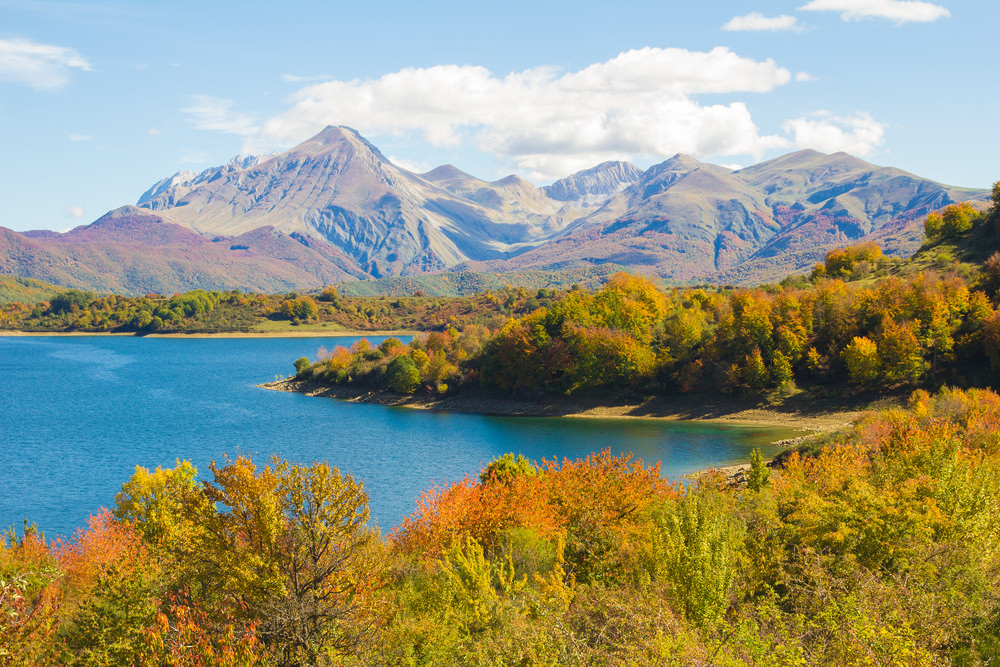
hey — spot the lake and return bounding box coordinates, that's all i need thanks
[0,334,793,539]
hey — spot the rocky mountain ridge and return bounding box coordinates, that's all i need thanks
[1,126,988,294]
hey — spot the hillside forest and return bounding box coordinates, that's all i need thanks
[293,192,1000,399]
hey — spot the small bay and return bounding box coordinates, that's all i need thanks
[0,334,792,539]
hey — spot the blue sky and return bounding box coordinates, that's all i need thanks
[0,0,995,232]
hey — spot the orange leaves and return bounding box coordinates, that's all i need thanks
[140,592,263,666]
[54,508,152,598]
[394,475,558,556]
[393,450,677,558]
[0,527,62,664]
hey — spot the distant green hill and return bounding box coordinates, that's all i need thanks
[331,266,629,297]
[0,275,64,305]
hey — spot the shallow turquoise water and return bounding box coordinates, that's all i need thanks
[0,335,790,538]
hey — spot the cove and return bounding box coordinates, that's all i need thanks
[1,335,793,539]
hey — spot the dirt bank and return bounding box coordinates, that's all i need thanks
[261,376,870,433]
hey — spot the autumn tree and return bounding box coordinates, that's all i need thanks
[189,457,387,663]
[924,202,977,240]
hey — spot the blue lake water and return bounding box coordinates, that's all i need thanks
[0,334,792,539]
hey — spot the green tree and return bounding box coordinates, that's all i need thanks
[655,489,745,626]
[747,448,770,492]
[385,355,421,394]
[49,289,95,314]
[479,453,537,484]
[293,357,311,376]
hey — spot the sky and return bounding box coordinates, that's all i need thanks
[0,0,996,232]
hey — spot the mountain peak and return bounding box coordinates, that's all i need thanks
[422,164,476,182]
[493,174,534,188]
[286,125,390,164]
[543,161,643,202]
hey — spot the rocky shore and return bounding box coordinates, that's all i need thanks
[260,376,867,433]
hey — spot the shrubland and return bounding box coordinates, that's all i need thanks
[5,386,1000,664]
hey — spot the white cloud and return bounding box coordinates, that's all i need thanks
[182,95,257,135]
[799,0,950,23]
[782,111,886,155]
[64,205,85,219]
[388,155,433,174]
[723,13,803,32]
[147,127,161,135]
[245,47,796,179]
[0,37,91,90]
[69,133,92,141]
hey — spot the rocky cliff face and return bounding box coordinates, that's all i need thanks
[542,161,643,203]
[136,127,589,277]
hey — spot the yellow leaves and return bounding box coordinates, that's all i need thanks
[436,535,526,631]
[843,336,881,386]
[114,459,202,546]
[822,241,883,277]
[531,532,574,612]
[925,201,978,240]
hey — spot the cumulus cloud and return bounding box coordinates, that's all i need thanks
[64,205,85,219]
[245,47,796,178]
[723,13,803,32]
[0,37,91,90]
[147,127,161,135]
[182,95,257,135]
[799,0,950,23]
[782,111,886,155]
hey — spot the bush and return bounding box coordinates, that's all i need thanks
[386,355,421,394]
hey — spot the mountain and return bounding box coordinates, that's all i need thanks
[136,154,269,207]
[0,207,363,295]
[542,161,643,203]
[1,127,988,294]
[136,126,589,278]
[709,151,986,283]
[468,150,986,282]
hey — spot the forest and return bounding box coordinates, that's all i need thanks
[0,282,555,336]
[4,386,1000,664]
[294,192,1000,401]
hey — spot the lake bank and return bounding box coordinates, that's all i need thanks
[261,376,870,434]
[0,328,416,338]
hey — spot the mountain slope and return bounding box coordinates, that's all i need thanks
[0,207,364,294]
[138,127,585,277]
[6,128,987,292]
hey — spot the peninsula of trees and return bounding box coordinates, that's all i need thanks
[289,190,1000,402]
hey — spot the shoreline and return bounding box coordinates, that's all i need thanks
[0,328,418,339]
[261,376,868,433]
